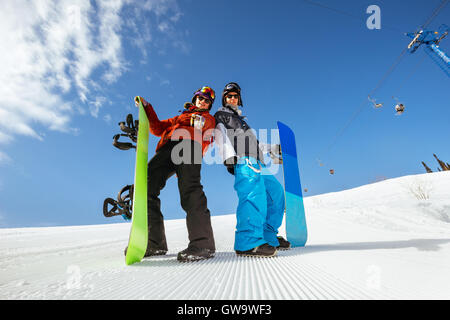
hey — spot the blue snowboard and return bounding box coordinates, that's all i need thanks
[277,121,307,247]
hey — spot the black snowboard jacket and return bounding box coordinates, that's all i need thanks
[214,106,265,167]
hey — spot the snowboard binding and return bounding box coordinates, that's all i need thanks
[103,113,140,221]
[112,114,139,150]
[268,144,283,164]
[103,184,134,220]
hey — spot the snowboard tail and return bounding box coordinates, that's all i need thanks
[277,121,307,247]
[125,97,149,265]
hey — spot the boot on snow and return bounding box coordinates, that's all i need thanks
[124,246,167,258]
[177,246,215,262]
[236,243,277,258]
[276,236,291,250]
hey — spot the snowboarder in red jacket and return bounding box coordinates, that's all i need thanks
[134,86,216,262]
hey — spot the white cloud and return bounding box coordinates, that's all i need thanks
[0,0,184,149]
[126,17,153,64]
[170,12,183,23]
[158,21,170,32]
[0,132,14,145]
[103,114,112,124]
[0,0,123,144]
[89,96,108,118]
[0,151,12,166]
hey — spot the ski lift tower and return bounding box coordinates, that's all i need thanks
[406,24,450,77]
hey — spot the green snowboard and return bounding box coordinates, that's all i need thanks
[125,96,149,265]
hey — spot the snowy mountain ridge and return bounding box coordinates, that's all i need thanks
[1,172,449,299]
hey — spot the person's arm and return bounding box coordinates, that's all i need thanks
[214,113,238,174]
[138,97,174,137]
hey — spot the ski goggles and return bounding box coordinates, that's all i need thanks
[195,86,215,100]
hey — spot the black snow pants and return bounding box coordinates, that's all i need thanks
[146,140,215,252]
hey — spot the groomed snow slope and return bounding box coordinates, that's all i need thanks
[1,172,449,300]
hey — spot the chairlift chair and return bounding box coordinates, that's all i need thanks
[392,96,405,115]
[368,95,383,109]
[395,103,405,115]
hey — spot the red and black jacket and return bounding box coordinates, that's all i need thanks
[141,98,215,156]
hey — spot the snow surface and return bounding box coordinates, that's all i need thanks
[1,172,449,300]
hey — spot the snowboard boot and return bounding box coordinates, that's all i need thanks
[124,246,167,257]
[276,236,291,250]
[177,246,215,263]
[236,243,277,258]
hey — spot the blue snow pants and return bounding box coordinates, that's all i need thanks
[233,156,285,251]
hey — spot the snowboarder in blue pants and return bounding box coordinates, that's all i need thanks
[214,82,291,257]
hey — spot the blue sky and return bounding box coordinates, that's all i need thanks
[0,0,448,228]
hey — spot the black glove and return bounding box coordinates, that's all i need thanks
[226,163,235,175]
[224,156,238,175]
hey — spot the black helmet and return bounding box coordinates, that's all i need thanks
[222,82,243,107]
